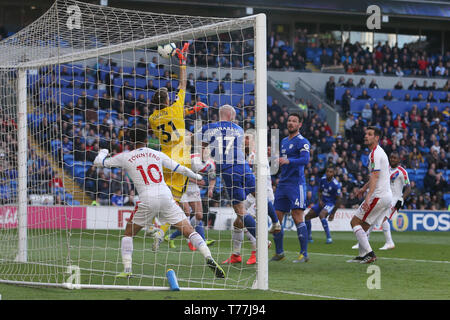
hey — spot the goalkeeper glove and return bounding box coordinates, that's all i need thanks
[175,42,189,66]
[395,197,404,211]
[186,101,208,115]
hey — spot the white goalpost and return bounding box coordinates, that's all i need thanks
[0,0,267,291]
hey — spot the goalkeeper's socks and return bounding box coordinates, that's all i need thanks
[321,218,331,239]
[189,231,211,258]
[170,229,182,240]
[190,216,206,240]
[305,220,312,240]
[243,214,256,238]
[273,227,284,255]
[382,220,393,244]
[296,222,308,257]
[121,236,133,272]
[268,201,279,224]
[160,223,170,234]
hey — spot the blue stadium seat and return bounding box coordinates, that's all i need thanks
[444,193,450,206]
[306,48,315,61]
[135,67,147,76]
[208,94,232,107]
[317,153,327,162]
[148,68,165,77]
[416,169,427,176]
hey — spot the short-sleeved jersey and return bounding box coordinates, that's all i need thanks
[279,133,310,185]
[199,121,247,172]
[149,89,189,165]
[390,165,410,201]
[102,147,182,204]
[368,145,392,199]
[319,176,342,204]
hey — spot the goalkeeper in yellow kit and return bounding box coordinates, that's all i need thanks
[148,43,206,237]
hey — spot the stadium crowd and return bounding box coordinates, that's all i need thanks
[184,29,450,79]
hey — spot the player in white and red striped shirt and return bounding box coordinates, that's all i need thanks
[347,126,393,264]
[93,126,225,279]
[353,151,411,250]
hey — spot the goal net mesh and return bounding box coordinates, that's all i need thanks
[0,0,266,290]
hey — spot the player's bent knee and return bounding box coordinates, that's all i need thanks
[350,216,362,228]
[292,209,304,224]
[305,210,315,220]
[233,215,244,228]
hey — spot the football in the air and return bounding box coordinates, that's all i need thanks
[157,43,177,59]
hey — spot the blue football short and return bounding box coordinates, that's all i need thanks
[274,183,307,212]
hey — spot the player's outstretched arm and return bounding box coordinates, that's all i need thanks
[93,149,109,168]
[94,149,123,168]
[161,152,202,181]
[175,43,189,92]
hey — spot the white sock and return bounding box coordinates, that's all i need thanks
[353,225,373,257]
[188,232,211,259]
[382,220,393,245]
[121,236,133,273]
[232,227,244,255]
[244,228,257,251]
[366,224,375,241]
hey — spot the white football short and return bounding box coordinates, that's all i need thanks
[130,196,187,228]
[180,183,202,203]
[355,196,392,226]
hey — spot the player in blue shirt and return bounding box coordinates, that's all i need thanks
[271,113,311,263]
[305,165,342,244]
[198,105,258,264]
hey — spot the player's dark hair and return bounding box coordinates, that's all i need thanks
[288,112,303,123]
[151,87,169,109]
[390,151,399,157]
[367,125,381,137]
[129,125,148,145]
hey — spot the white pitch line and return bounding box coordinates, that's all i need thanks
[304,252,450,264]
[268,288,355,300]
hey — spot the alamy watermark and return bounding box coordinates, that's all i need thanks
[366,265,381,289]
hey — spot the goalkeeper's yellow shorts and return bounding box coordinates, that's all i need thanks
[164,170,189,202]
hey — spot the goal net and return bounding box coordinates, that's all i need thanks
[0,0,268,290]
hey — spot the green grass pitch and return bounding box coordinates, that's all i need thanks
[0,230,448,300]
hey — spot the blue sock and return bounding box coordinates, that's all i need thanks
[169,229,181,240]
[268,201,279,224]
[305,220,312,240]
[273,227,284,255]
[296,222,308,257]
[321,218,331,239]
[191,216,206,240]
[243,214,256,238]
